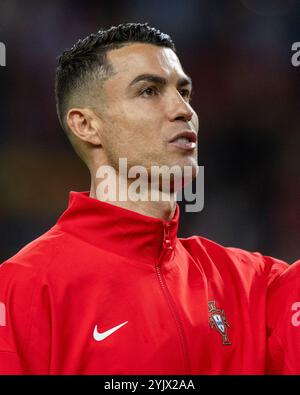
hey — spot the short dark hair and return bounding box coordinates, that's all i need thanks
[55,22,176,131]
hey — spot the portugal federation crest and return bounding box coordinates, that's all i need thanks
[208,300,231,345]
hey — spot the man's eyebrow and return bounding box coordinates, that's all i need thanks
[128,73,192,89]
[129,74,166,87]
[178,76,192,90]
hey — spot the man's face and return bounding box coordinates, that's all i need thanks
[97,43,199,178]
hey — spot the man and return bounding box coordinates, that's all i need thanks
[266,260,300,374]
[0,23,292,374]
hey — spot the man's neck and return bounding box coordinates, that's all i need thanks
[89,176,176,221]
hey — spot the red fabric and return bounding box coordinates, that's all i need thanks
[0,191,289,374]
[266,260,300,374]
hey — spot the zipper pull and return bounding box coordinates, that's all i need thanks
[163,223,173,250]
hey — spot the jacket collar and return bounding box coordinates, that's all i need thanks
[56,191,179,265]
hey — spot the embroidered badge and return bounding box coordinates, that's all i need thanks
[208,300,231,345]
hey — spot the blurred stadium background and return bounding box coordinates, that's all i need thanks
[0,0,299,263]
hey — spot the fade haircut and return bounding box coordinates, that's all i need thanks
[55,23,176,137]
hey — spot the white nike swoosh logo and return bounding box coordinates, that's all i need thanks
[93,321,128,341]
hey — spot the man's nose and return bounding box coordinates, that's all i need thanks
[167,90,194,123]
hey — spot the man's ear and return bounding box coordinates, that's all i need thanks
[66,107,102,146]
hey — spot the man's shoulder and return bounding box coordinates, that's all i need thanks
[267,260,300,320]
[0,225,67,277]
[179,235,289,281]
[268,260,300,296]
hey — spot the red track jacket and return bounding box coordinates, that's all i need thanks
[0,191,289,374]
[267,260,300,374]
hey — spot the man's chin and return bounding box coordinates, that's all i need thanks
[171,157,199,176]
[149,161,199,194]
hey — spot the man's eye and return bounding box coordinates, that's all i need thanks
[140,86,159,97]
[179,89,191,100]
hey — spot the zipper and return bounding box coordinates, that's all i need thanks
[163,223,173,250]
[155,223,190,373]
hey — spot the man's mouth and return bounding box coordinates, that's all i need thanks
[168,131,197,151]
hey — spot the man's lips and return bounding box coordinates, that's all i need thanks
[168,131,197,150]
